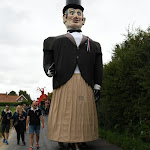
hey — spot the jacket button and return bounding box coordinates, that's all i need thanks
[76,56,79,59]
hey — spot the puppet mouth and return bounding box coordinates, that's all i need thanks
[72,19,79,23]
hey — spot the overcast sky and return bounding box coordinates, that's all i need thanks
[0,0,149,100]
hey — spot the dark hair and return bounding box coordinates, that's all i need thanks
[64,9,68,19]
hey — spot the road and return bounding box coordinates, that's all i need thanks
[0,116,122,150]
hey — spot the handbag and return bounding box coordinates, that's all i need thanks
[14,121,18,127]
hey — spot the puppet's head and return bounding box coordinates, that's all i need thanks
[63,0,86,30]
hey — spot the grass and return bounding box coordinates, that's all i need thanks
[99,128,150,150]
[0,106,16,137]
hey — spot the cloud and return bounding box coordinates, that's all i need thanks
[0,0,150,99]
[0,2,30,45]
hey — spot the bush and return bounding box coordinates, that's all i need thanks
[0,101,30,106]
[99,128,150,150]
[98,26,150,142]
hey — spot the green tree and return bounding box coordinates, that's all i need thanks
[19,90,32,104]
[8,91,17,95]
[98,26,150,142]
[48,92,53,101]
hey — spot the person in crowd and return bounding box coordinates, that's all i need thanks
[22,103,27,132]
[26,104,31,112]
[22,103,27,112]
[42,104,45,116]
[11,105,26,145]
[0,105,12,145]
[43,0,103,149]
[45,100,50,115]
[26,101,44,150]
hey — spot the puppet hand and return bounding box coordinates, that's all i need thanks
[94,89,100,103]
[47,63,55,77]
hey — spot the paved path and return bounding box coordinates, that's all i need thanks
[0,116,122,150]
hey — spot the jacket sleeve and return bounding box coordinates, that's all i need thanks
[43,37,55,77]
[93,42,103,86]
[1,111,4,117]
[10,111,12,117]
[10,112,15,119]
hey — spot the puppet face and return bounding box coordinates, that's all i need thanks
[63,8,86,29]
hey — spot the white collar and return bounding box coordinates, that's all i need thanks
[69,32,82,37]
[31,106,38,111]
[4,109,11,113]
[69,32,83,47]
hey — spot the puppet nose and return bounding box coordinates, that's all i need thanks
[73,12,78,18]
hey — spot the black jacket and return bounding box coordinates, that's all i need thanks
[1,110,12,125]
[43,33,103,89]
[11,112,27,131]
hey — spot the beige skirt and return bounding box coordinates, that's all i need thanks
[47,74,99,143]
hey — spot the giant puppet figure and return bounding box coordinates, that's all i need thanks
[43,0,103,149]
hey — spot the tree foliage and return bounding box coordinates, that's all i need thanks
[19,90,32,104]
[98,27,150,142]
[8,91,17,95]
[48,92,53,101]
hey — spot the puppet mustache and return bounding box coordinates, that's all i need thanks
[72,17,79,22]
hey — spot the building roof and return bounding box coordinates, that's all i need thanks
[0,93,27,102]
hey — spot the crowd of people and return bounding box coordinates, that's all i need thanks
[0,102,89,150]
[0,101,45,150]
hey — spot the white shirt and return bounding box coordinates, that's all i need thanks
[31,106,39,112]
[69,32,82,74]
[69,32,101,90]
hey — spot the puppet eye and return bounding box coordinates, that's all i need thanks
[77,12,81,16]
[70,11,74,15]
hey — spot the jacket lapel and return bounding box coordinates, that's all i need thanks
[64,33,87,47]
[80,35,87,45]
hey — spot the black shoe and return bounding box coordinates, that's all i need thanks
[58,142,64,150]
[23,141,26,145]
[81,142,88,148]
[68,143,76,150]
[17,141,20,145]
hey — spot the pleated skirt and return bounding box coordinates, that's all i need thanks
[47,74,99,143]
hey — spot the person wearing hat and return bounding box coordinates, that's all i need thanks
[43,0,103,149]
